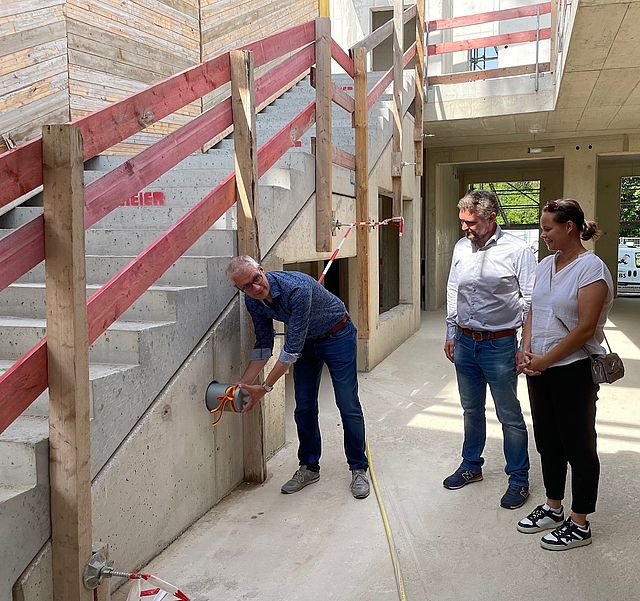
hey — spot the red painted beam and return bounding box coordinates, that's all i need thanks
[0,340,47,435]
[243,20,315,68]
[331,84,355,114]
[331,39,354,78]
[427,2,551,32]
[403,42,417,67]
[0,217,44,294]
[428,28,551,56]
[255,45,315,108]
[368,67,393,110]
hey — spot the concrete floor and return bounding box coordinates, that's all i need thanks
[121,298,640,601]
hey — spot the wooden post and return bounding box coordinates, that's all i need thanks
[43,124,93,601]
[315,17,333,252]
[352,47,370,339]
[414,0,425,176]
[231,49,266,483]
[392,0,403,216]
[232,49,260,261]
[319,0,329,18]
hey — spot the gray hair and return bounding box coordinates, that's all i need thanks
[226,255,260,280]
[457,189,499,220]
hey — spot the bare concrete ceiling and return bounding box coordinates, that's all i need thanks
[424,0,640,147]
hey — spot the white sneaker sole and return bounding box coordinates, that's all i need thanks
[540,536,592,551]
[517,518,564,534]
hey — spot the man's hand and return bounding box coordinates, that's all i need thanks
[238,383,267,413]
[444,339,455,363]
[516,350,529,375]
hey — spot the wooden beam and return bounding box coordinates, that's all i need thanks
[427,62,551,85]
[42,124,92,601]
[352,47,370,339]
[312,137,356,171]
[427,2,551,32]
[428,28,551,56]
[315,17,333,253]
[331,83,355,113]
[414,0,425,176]
[319,0,329,17]
[231,49,266,485]
[367,66,393,110]
[331,39,354,77]
[351,5,416,54]
[232,50,260,262]
[392,0,403,217]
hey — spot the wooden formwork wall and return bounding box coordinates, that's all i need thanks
[0,0,69,153]
[0,1,318,156]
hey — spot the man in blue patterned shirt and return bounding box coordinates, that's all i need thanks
[226,255,369,499]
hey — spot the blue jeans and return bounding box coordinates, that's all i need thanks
[454,331,529,486]
[292,320,368,472]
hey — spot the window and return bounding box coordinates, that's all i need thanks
[468,46,498,71]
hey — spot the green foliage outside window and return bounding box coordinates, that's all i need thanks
[620,177,640,237]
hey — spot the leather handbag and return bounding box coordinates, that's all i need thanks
[556,316,624,385]
[589,338,625,384]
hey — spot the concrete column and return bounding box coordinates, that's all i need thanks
[561,145,598,223]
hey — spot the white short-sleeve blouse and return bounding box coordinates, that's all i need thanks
[530,251,614,367]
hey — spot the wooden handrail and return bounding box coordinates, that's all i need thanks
[0,20,316,210]
[331,39,354,77]
[351,5,417,54]
[427,2,551,32]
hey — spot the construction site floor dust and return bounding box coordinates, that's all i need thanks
[116,300,640,601]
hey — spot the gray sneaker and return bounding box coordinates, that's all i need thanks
[350,469,370,499]
[281,466,320,494]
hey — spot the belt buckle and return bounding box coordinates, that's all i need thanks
[471,331,484,341]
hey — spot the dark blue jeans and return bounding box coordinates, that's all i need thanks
[292,320,368,472]
[454,331,529,486]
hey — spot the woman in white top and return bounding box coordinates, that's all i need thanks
[516,199,613,551]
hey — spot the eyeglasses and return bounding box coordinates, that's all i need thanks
[236,270,263,292]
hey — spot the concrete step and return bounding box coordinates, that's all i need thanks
[0,359,140,418]
[0,416,48,488]
[18,254,226,287]
[0,282,206,322]
[0,316,174,364]
[0,226,234,257]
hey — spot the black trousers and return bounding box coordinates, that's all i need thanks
[526,358,600,514]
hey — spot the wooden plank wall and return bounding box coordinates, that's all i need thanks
[200,0,317,114]
[66,0,201,154]
[0,0,69,154]
[1,1,318,155]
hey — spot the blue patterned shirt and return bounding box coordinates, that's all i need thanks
[245,271,346,363]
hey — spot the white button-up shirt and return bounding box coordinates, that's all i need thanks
[446,225,537,340]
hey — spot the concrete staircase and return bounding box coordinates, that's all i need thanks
[0,72,414,598]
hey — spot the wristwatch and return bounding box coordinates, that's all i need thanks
[262,382,273,393]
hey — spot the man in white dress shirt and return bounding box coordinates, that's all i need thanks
[443,189,536,509]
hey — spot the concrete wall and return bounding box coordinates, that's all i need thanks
[424,133,638,309]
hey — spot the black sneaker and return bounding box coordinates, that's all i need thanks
[540,518,592,551]
[443,467,483,490]
[517,504,564,533]
[500,484,530,509]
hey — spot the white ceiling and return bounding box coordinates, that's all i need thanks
[424,0,640,147]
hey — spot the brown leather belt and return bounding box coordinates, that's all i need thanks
[459,327,516,341]
[316,314,349,339]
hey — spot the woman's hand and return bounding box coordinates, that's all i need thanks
[523,351,549,376]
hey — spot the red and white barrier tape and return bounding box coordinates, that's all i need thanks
[126,573,190,601]
[318,216,404,285]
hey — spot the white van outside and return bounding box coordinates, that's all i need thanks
[618,238,640,292]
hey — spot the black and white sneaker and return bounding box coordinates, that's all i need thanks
[517,503,564,533]
[540,517,592,551]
